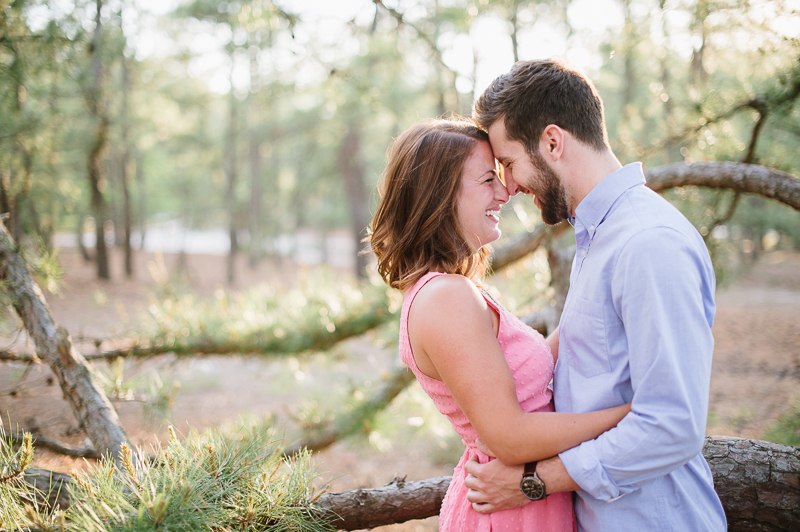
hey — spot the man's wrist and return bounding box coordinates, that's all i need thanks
[520,461,547,500]
[536,456,581,494]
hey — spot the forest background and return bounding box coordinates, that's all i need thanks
[1,0,799,530]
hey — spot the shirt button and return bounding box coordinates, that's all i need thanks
[580,250,587,257]
[589,225,595,231]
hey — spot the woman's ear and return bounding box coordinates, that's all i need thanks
[540,125,565,162]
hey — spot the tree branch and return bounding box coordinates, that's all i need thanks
[487,162,799,272]
[489,220,571,273]
[283,366,415,456]
[8,431,99,459]
[0,300,395,363]
[645,161,800,210]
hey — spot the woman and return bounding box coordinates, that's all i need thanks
[369,119,630,531]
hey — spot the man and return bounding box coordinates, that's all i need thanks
[465,59,727,530]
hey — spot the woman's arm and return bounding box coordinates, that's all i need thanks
[408,275,630,466]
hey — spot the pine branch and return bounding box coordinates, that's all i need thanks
[0,292,398,364]
[283,366,415,456]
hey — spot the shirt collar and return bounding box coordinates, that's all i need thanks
[574,163,645,232]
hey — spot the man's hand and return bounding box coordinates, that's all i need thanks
[463,455,528,513]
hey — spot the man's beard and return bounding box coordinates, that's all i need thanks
[529,149,570,225]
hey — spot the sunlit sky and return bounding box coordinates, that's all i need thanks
[29,0,800,97]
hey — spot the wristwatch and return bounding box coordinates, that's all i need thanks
[520,461,547,501]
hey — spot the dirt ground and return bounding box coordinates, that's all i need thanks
[1,247,799,531]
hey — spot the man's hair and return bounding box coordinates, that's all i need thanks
[369,119,491,291]
[473,58,609,153]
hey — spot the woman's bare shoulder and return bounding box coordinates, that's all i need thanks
[410,274,488,326]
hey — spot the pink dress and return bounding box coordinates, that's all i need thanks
[400,272,575,531]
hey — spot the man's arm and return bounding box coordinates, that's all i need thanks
[464,453,579,513]
[558,227,716,501]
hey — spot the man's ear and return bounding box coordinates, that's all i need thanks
[540,125,564,162]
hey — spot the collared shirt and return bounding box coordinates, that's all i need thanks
[554,163,727,531]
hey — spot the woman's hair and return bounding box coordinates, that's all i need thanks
[369,119,492,291]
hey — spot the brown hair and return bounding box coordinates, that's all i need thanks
[369,119,491,292]
[473,58,609,154]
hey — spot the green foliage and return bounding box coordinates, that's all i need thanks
[763,400,800,447]
[0,424,58,530]
[63,426,333,531]
[128,273,397,358]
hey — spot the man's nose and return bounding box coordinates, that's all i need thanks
[504,173,521,196]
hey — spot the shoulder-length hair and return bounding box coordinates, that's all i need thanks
[369,119,492,292]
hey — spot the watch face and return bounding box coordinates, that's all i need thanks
[521,475,546,501]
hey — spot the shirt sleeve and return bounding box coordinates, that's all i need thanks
[558,226,716,501]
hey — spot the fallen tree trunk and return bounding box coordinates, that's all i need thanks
[20,436,796,530]
[0,221,131,469]
[313,436,798,531]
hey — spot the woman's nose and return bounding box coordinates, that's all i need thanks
[494,178,510,203]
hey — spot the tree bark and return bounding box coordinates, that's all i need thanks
[0,221,130,469]
[315,476,451,530]
[311,437,798,531]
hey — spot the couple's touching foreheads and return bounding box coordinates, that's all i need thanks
[368,59,726,531]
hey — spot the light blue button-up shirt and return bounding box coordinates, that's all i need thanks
[554,163,727,531]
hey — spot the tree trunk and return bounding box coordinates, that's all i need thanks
[76,214,92,262]
[225,82,238,285]
[120,52,133,277]
[135,151,146,250]
[0,221,130,469]
[87,0,110,280]
[248,136,262,270]
[338,119,370,279]
[313,437,798,531]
